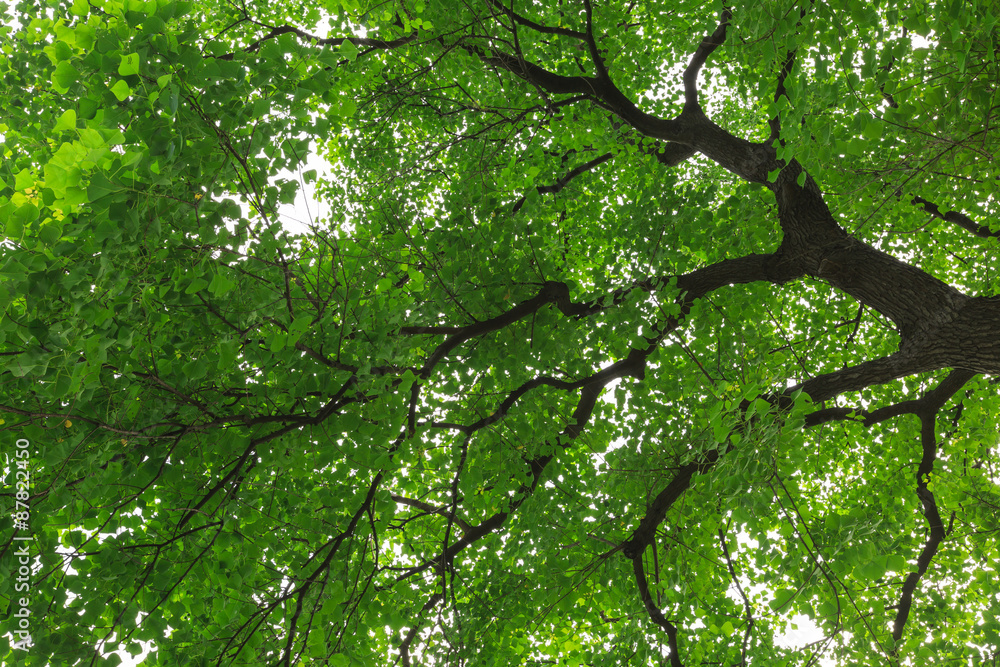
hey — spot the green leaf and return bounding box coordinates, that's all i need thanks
[87,172,122,201]
[208,272,236,296]
[863,119,882,141]
[185,277,209,294]
[52,61,81,92]
[118,53,141,76]
[110,79,132,101]
[14,169,35,190]
[769,588,797,612]
[53,108,77,132]
[339,39,359,61]
[38,220,63,245]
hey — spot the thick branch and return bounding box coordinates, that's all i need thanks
[891,369,976,645]
[401,252,791,583]
[790,354,918,404]
[799,369,976,648]
[421,252,793,373]
[478,48,601,96]
[650,141,698,167]
[481,11,985,360]
[474,30,775,184]
[479,9,989,354]
[621,453,718,559]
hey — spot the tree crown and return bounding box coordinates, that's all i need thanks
[1,0,999,665]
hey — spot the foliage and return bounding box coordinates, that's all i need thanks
[1,0,999,665]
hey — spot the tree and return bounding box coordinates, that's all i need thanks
[1,0,999,664]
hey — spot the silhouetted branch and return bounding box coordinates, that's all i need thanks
[913,196,999,238]
[682,6,732,109]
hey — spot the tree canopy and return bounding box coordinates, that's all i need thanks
[2,0,1000,665]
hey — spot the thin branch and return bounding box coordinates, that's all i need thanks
[511,151,614,213]
[391,494,472,534]
[768,2,812,142]
[682,6,732,109]
[912,196,999,239]
[222,24,418,60]
[768,47,798,142]
[890,369,977,646]
[583,0,610,81]
[486,0,586,40]
[719,524,754,662]
[398,593,444,667]
[632,555,683,667]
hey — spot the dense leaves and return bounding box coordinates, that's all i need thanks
[1,0,999,665]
